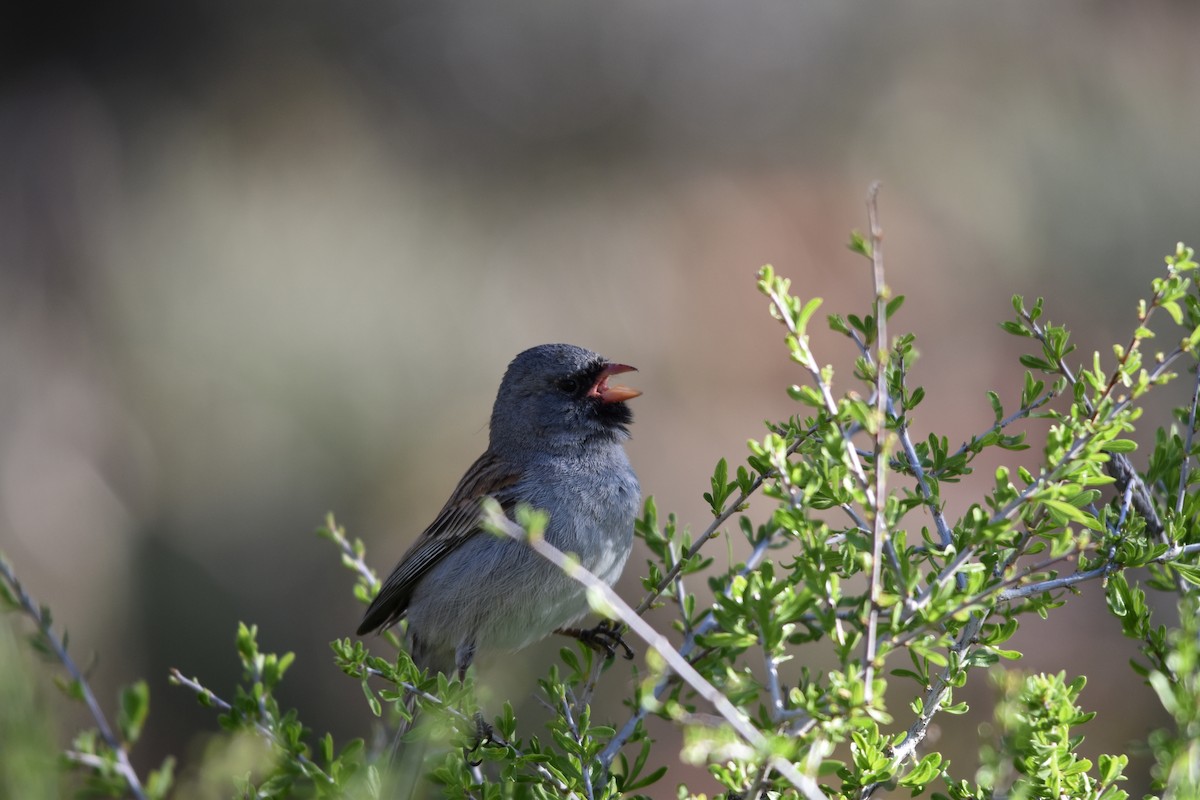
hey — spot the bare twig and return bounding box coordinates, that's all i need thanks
[999,541,1200,601]
[863,182,890,702]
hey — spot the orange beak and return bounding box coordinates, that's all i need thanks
[588,363,641,404]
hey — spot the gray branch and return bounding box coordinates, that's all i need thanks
[0,555,148,800]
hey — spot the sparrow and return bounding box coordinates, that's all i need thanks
[357,343,641,679]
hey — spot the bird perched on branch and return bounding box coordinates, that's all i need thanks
[357,343,641,679]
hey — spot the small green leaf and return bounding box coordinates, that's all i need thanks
[848,231,870,257]
[118,680,150,744]
[899,752,942,788]
[1041,499,1104,532]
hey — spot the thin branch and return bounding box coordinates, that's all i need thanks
[997,566,1107,602]
[943,387,1059,465]
[323,518,405,651]
[600,532,778,769]
[1089,271,1180,418]
[576,649,607,717]
[889,542,1087,654]
[889,532,1200,658]
[763,285,876,506]
[561,688,596,800]
[904,405,1119,623]
[359,668,578,794]
[839,502,905,588]
[764,648,786,722]
[322,515,379,587]
[745,760,775,800]
[902,546,979,618]
[907,330,1184,606]
[633,426,813,617]
[999,541,1200,601]
[1022,312,1185,540]
[860,613,988,800]
[1175,363,1200,518]
[364,670,456,713]
[168,668,335,786]
[891,393,954,551]
[863,182,889,703]
[671,538,691,632]
[0,555,148,800]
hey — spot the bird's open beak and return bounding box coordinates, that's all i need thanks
[589,363,641,404]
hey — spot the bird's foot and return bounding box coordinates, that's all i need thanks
[464,712,499,766]
[557,620,635,661]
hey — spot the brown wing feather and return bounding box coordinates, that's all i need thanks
[356,451,522,635]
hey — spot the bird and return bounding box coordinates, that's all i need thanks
[357,343,642,680]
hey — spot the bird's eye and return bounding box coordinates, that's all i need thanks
[556,377,580,394]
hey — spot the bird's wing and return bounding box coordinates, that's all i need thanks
[356,451,523,635]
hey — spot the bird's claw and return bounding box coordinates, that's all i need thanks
[464,712,496,767]
[558,621,635,661]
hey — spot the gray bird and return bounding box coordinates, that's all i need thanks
[357,343,641,679]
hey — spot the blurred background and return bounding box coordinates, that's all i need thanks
[2,1,1198,796]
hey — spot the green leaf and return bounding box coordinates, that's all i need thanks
[797,297,824,334]
[118,680,150,744]
[789,384,825,407]
[622,764,668,792]
[1020,355,1053,371]
[1170,562,1200,587]
[361,681,382,717]
[146,757,176,800]
[1041,499,1104,532]
[1161,299,1184,325]
[899,752,942,788]
[987,390,1004,422]
[1098,753,1127,785]
[848,230,870,257]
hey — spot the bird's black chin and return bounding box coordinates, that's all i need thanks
[593,399,633,435]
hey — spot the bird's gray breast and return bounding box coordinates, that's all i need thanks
[531,446,639,585]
